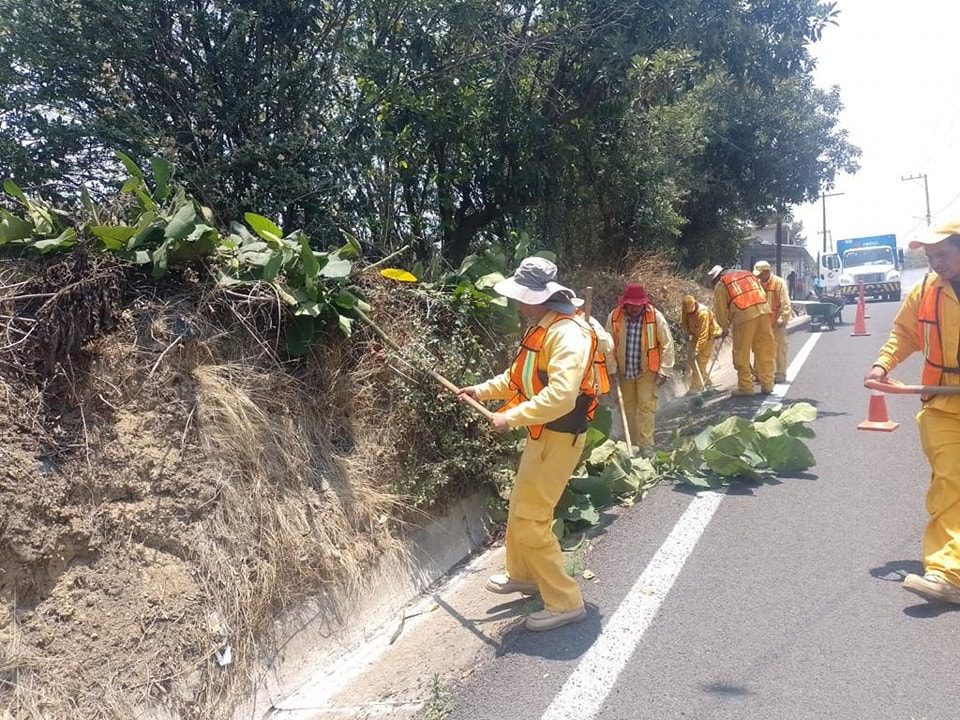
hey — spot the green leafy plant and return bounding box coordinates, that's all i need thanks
[550,407,661,547]
[3,154,369,347]
[655,403,818,488]
[218,212,366,348]
[87,152,220,277]
[0,180,76,254]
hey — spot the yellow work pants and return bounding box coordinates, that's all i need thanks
[618,373,658,452]
[732,315,775,393]
[918,406,960,587]
[773,322,788,381]
[505,429,585,613]
[689,340,715,391]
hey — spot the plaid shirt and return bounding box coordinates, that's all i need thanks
[624,315,644,379]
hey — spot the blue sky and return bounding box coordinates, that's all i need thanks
[792,0,960,250]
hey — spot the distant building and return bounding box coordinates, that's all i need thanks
[740,221,816,299]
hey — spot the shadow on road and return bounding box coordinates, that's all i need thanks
[903,602,960,619]
[869,559,924,583]
[868,559,960,618]
[701,681,756,698]
[498,603,602,661]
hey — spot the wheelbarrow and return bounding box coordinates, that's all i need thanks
[794,299,844,332]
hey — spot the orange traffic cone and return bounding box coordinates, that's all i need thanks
[857,390,899,432]
[851,289,870,336]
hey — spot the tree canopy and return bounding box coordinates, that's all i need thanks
[0,0,860,269]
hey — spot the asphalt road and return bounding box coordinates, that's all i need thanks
[449,270,956,720]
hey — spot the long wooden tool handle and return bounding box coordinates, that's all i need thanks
[707,334,725,378]
[355,308,496,420]
[692,356,707,390]
[615,381,633,450]
[583,286,594,321]
[865,379,960,396]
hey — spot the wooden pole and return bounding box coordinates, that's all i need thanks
[355,308,496,420]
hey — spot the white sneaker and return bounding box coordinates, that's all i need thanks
[485,573,538,595]
[525,606,587,632]
[903,572,960,604]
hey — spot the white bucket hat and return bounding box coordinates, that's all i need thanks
[493,256,580,306]
[708,264,724,283]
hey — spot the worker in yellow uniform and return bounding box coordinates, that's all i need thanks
[754,261,792,383]
[459,257,601,631]
[604,284,676,455]
[682,294,722,391]
[865,220,960,605]
[708,265,775,395]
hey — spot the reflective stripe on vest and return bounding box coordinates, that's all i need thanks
[918,273,960,387]
[611,305,661,373]
[721,270,767,311]
[499,314,600,439]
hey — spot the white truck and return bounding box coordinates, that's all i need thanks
[818,234,905,302]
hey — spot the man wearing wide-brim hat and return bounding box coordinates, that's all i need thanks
[866,219,960,605]
[708,264,775,395]
[753,260,793,384]
[604,283,676,455]
[459,256,603,631]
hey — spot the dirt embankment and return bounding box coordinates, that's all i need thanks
[0,253,410,718]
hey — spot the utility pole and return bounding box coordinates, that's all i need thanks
[901,173,932,226]
[820,190,845,253]
[775,212,783,277]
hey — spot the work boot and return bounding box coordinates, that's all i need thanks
[485,573,538,596]
[903,572,960,604]
[759,387,775,395]
[525,606,586,632]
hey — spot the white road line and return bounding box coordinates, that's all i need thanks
[541,331,824,720]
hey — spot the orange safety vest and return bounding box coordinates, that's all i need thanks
[721,270,768,311]
[499,314,602,439]
[918,273,960,388]
[611,305,661,373]
[592,350,612,396]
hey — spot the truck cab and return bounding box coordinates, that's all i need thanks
[818,252,841,295]
[835,234,905,302]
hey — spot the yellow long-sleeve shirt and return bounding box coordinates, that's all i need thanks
[713,276,771,330]
[682,305,721,354]
[874,272,960,413]
[474,311,594,429]
[764,275,792,325]
[603,306,676,377]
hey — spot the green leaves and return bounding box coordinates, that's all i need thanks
[244,213,284,246]
[3,155,366,349]
[1,180,74,253]
[552,408,661,541]
[658,403,818,487]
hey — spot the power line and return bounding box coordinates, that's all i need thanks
[901,173,931,227]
